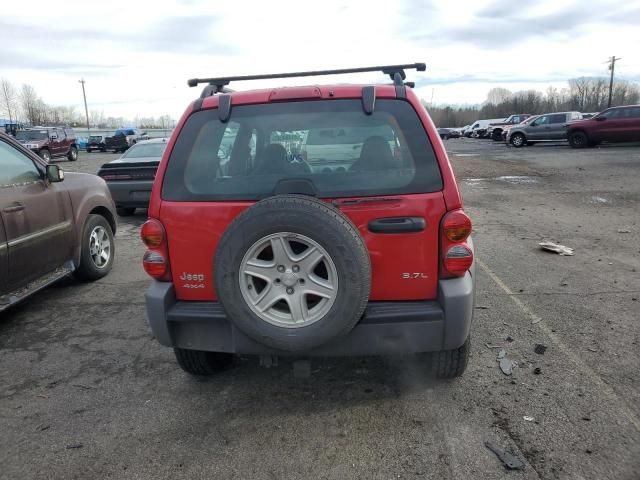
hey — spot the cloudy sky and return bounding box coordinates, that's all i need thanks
[2,0,639,120]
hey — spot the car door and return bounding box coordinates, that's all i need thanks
[546,113,569,140]
[526,115,549,140]
[616,107,640,142]
[593,108,624,142]
[0,139,74,290]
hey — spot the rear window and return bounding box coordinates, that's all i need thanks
[162,99,442,201]
[122,142,167,160]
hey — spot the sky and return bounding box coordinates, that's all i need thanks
[2,0,639,120]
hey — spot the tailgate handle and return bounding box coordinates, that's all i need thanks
[3,202,25,213]
[368,217,425,234]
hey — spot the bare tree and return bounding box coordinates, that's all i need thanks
[485,87,512,106]
[0,78,19,123]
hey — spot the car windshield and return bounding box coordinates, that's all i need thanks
[121,142,166,159]
[16,130,48,141]
[163,99,443,201]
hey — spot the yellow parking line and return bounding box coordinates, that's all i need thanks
[477,258,640,433]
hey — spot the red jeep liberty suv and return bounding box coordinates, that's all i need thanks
[142,64,475,378]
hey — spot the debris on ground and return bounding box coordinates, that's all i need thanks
[523,416,535,422]
[484,441,525,470]
[506,336,514,342]
[475,305,490,309]
[497,349,515,376]
[587,347,598,352]
[534,344,547,355]
[539,241,574,256]
[533,367,542,375]
[66,444,83,449]
[485,343,502,349]
[617,229,631,233]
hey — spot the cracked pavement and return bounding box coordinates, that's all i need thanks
[0,141,639,479]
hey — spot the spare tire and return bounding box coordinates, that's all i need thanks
[214,195,371,352]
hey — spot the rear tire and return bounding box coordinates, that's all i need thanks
[174,348,234,375]
[74,214,114,281]
[39,149,51,162]
[67,146,78,161]
[569,131,588,148]
[510,133,526,148]
[432,336,470,379]
[492,130,502,141]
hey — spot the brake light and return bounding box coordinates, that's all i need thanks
[443,210,472,242]
[143,251,168,277]
[141,219,164,248]
[440,209,473,278]
[141,219,171,281]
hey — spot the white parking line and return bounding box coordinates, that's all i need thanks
[477,258,640,433]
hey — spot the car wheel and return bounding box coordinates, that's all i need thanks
[67,146,78,161]
[116,207,136,216]
[569,131,588,148]
[73,214,115,281]
[492,131,502,141]
[86,148,92,153]
[174,348,234,375]
[431,336,470,379]
[215,195,371,352]
[39,149,51,162]
[510,133,526,148]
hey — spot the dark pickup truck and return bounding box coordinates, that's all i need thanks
[104,128,148,153]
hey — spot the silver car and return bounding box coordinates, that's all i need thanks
[507,111,582,147]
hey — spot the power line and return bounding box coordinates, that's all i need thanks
[607,56,621,108]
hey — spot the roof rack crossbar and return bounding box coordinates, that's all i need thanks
[187,63,426,88]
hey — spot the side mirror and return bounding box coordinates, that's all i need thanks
[595,116,606,121]
[46,164,64,183]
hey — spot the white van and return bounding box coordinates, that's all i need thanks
[469,118,505,138]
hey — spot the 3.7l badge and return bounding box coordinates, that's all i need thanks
[402,273,429,279]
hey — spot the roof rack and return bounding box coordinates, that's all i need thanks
[187,63,426,94]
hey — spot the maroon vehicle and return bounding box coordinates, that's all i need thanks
[0,133,116,312]
[15,127,79,162]
[567,105,640,148]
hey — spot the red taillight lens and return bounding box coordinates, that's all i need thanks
[440,209,474,278]
[443,210,472,242]
[143,250,167,278]
[444,245,474,276]
[141,219,164,248]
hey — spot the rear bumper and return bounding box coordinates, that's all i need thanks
[107,181,152,208]
[145,265,475,356]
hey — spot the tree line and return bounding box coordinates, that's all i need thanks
[0,78,175,129]
[426,77,640,127]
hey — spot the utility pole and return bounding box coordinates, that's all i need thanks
[78,78,90,133]
[607,56,621,108]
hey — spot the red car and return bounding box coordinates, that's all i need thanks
[567,104,640,148]
[142,64,475,378]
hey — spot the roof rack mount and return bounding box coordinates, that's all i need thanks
[187,63,426,91]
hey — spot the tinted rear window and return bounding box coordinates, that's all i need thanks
[162,99,442,201]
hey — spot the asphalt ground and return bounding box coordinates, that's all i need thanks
[1,139,639,479]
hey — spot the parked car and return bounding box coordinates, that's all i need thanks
[501,115,539,141]
[437,128,461,140]
[0,132,116,312]
[97,138,167,216]
[142,63,475,378]
[487,114,531,141]
[567,105,640,148]
[507,111,582,147]
[470,118,505,138]
[14,127,78,162]
[86,134,107,152]
[104,128,149,153]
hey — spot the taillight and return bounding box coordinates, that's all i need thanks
[443,210,472,242]
[141,219,164,248]
[440,210,473,278]
[141,219,171,281]
[143,251,168,277]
